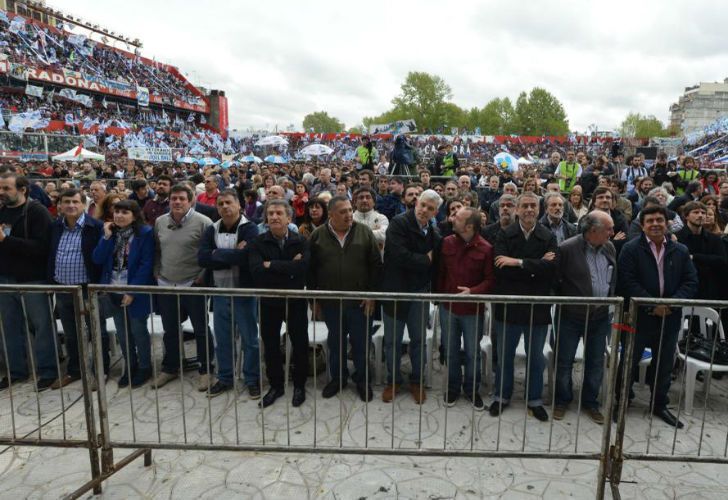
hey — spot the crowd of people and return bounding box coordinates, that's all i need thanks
[1,145,727,429]
[1,10,201,103]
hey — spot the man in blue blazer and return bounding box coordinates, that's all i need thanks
[616,205,698,428]
[48,188,109,389]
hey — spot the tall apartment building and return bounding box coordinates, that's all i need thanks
[670,79,728,134]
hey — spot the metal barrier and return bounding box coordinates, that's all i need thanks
[82,285,623,499]
[609,297,728,497]
[0,284,103,499]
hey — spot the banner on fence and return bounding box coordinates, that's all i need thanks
[368,119,417,135]
[127,147,173,162]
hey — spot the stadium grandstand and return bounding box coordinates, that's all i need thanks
[0,0,228,160]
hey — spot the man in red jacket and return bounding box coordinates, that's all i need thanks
[436,206,495,410]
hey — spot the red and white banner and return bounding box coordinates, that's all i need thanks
[12,65,209,114]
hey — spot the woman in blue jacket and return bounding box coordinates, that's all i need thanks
[92,200,156,388]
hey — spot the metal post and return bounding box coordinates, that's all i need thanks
[79,288,104,494]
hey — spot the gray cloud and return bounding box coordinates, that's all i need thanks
[51,0,727,132]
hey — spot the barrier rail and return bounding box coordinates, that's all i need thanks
[10,284,727,498]
[609,297,728,496]
[83,285,623,499]
[0,284,102,498]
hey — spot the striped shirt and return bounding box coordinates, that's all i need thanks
[54,213,89,285]
[584,241,611,297]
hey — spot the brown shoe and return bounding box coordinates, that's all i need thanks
[410,384,426,404]
[585,407,604,425]
[382,383,400,403]
[553,406,567,420]
[51,374,80,390]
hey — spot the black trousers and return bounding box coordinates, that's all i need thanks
[260,299,309,390]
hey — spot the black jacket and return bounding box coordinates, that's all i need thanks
[0,200,53,282]
[198,217,259,287]
[248,230,309,306]
[618,234,698,328]
[381,210,441,315]
[676,226,727,300]
[48,213,104,284]
[493,222,558,325]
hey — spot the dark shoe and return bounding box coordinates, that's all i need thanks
[322,379,346,399]
[464,392,485,411]
[131,369,151,388]
[585,407,605,425]
[445,391,458,407]
[653,407,684,429]
[553,406,567,420]
[248,384,261,400]
[489,401,509,417]
[528,405,549,422]
[118,373,130,388]
[36,378,55,392]
[356,382,373,402]
[51,374,80,390]
[207,381,232,398]
[259,387,284,408]
[292,387,306,407]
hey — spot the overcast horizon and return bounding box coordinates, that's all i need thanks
[50,0,728,134]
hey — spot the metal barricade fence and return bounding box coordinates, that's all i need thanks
[610,297,728,496]
[84,285,623,499]
[0,284,103,498]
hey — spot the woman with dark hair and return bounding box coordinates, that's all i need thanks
[95,193,122,222]
[298,197,328,239]
[92,200,156,388]
[291,182,309,224]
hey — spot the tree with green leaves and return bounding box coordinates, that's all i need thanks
[619,112,671,138]
[512,88,569,135]
[302,111,345,133]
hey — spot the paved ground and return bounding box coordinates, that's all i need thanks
[2,316,728,499]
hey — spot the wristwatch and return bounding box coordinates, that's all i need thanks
[518,259,524,268]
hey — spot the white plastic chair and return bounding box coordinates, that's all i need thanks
[677,307,728,415]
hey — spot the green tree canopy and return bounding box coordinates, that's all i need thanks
[512,88,569,135]
[361,73,570,136]
[302,111,345,133]
[619,112,672,138]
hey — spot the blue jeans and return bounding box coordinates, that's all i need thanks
[323,304,370,384]
[554,316,610,410]
[383,301,427,385]
[158,292,214,374]
[108,295,151,374]
[0,277,58,381]
[212,296,260,387]
[439,306,481,396]
[492,320,548,407]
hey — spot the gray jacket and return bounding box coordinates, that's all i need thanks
[556,234,617,321]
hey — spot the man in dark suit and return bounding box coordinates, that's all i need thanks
[381,189,442,404]
[490,192,558,421]
[554,211,617,424]
[616,205,698,428]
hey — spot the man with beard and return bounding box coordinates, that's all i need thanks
[0,173,55,391]
[403,184,420,211]
[143,175,173,226]
[540,192,578,245]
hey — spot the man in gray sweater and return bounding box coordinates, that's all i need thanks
[153,184,214,391]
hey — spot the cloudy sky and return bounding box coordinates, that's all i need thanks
[51,0,727,133]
